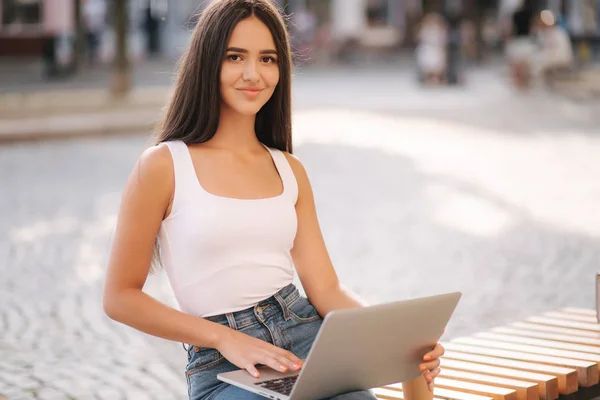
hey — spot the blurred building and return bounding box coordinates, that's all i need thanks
[283,0,418,45]
[1,0,596,61]
[0,0,73,57]
[283,0,598,47]
[0,0,169,60]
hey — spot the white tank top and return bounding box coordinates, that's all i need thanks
[158,140,298,317]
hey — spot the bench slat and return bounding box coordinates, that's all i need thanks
[544,311,598,324]
[527,316,600,332]
[451,337,600,364]
[512,322,600,339]
[438,369,537,400]
[442,350,577,394]
[433,377,518,400]
[492,326,600,347]
[560,308,596,316]
[440,358,558,400]
[473,332,600,355]
[443,342,597,387]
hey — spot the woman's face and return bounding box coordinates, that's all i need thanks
[220,15,280,116]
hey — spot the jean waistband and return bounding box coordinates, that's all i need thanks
[204,283,300,330]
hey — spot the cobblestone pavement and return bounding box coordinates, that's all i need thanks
[1,76,600,399]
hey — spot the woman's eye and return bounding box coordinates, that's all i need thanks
[261,56,277,64]
[228,54,242,61]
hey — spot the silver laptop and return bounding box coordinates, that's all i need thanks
[217,291,462,400]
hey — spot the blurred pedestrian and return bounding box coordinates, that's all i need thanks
[102,0,446,399]
[416,12,448,85]
[530,11,574,86]
[505,4,536,90]
[83,0,107,66]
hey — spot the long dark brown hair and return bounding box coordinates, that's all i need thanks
[154,0,293,152]
[150,0,293,271]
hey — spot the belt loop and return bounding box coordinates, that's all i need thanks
[226,313,238,330]
[274,292,291,321]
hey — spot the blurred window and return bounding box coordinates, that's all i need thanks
[2,0,42,27]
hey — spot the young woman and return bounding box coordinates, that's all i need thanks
[102,1,444,399]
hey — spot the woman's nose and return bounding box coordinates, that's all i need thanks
[243,62,259,82]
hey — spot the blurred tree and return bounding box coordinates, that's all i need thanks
[73,0,86,70]
[112,0,131,95]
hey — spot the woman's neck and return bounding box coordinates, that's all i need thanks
[210,106,260,151]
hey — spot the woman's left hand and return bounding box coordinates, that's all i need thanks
[419,342,445,392]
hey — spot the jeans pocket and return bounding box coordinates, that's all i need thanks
[185,346,226,377]
[287,295,321,324]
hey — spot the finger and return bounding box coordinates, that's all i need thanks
[246,363,260,379]
[428,382,434,393]
[273,353,299,371]
[424,343,445,360]
[420,359,441,372]
[261,353,290,373]
[272,347,303,369]
[256,341,298,370]
[428,367,441,380]
[280,350,304,369]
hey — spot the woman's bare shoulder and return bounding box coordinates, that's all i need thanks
[281,151,311,189]
[281,151,304,172]
[136,143,174,182]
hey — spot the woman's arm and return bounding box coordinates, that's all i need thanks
[403,376,433,400]
[285,153,440,398]
[102,144,228,348]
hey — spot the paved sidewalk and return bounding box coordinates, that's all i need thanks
[0,57,177,94]
[0,109,159,142]
[0,86,170,120]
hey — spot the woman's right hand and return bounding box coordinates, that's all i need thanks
[216,328,304,378]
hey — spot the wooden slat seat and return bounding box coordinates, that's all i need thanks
[439,358,558,400]
[474,331,600,354]
[374,307,600,400]
[438,367,538,400]
[434,374,521,400]
[527,316,600,332]
[452,337,600,363]
[561,308,596,316]
[511,321,600,339]
[491,326,600,347]
[543,312,599,324]
[442,346,580,392]
[444,341,598,387]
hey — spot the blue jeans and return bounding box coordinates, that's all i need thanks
[185,283,377,400]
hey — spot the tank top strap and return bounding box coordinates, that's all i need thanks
[162,140,198,203]
[267,147,299,204]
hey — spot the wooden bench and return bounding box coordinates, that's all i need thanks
[373,307,600,400]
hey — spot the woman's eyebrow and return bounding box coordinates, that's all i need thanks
[226,47,278,55]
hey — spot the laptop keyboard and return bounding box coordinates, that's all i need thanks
[254,375,298,395]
